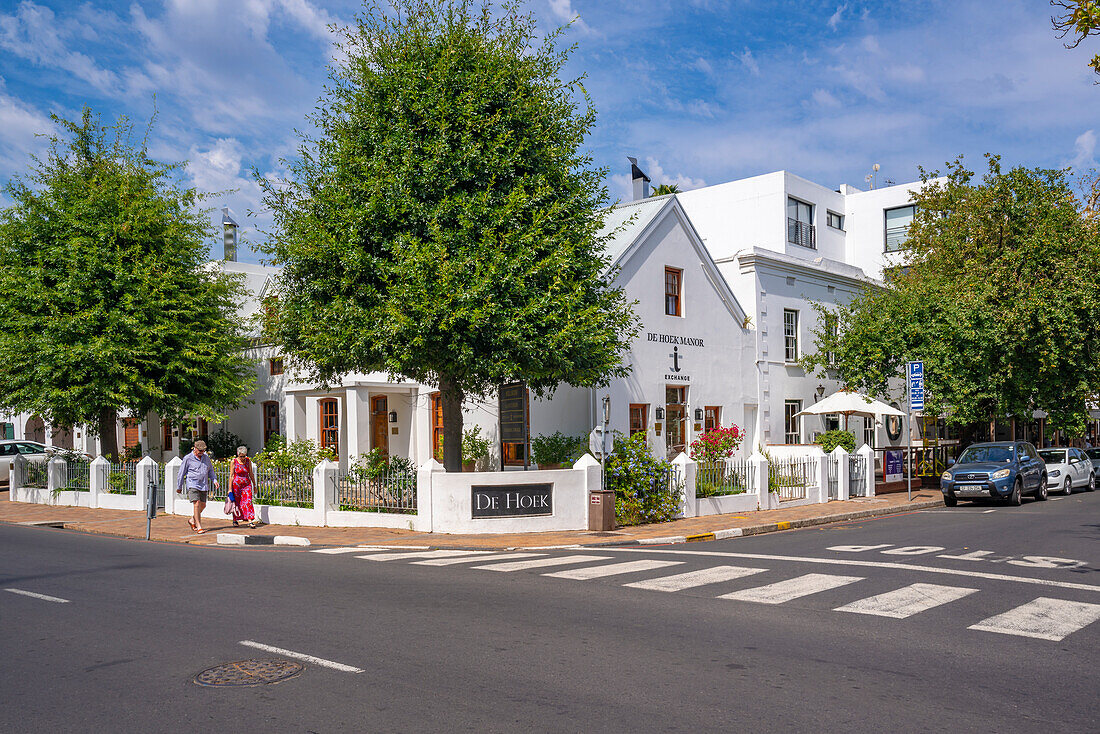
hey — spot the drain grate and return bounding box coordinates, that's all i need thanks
[194,659,303,687]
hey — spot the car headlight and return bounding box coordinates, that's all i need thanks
[941,471,952,481]
[1048,469,1060,477]
[991,468,1011,480]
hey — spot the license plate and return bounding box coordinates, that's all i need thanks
[955,485,986,496]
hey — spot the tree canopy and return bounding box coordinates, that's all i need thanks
[259,0,639,470]
[803,156,1100,438]
[1052,1,1100,77]
[0,109,256,459]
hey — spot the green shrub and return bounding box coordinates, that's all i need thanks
[461,426,492,464]
[255,434,335,472]
[206,427,243,459]
[604,432,682,526]
[531,431,585,466]
[814,430,856,453]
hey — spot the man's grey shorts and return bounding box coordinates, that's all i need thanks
[187,488,209,502]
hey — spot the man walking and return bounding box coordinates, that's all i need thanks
[177,440,219,534]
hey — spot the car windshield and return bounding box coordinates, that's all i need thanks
[1038,449,1067,464]
[957,446,1013,464]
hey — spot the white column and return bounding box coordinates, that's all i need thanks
[10,454,25,498]
[89,456,109,509]
[832,446,850,501]
[285,393,305,441]
[815,451,829,504]
[858,444,876,497]
[750,451,769,511]
[136,456,157,511]
[314,459,337,526]
[163,455,182,515]
[417,458,443,533]
[47,456,65,503]
[671,452,695,518]
[345,387,361,466]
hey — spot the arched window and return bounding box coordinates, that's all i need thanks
[319,398,339,456]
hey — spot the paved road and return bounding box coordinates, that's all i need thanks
[1,490,1096,732]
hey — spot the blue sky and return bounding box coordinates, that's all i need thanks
[1,0,1098,262]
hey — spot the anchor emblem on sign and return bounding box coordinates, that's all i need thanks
[669,346,682,372]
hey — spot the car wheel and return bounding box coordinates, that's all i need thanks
[1008,480,1022,506]
[1062,477,1073,496]
[943,493,958,507]
[1035,480,1048,501]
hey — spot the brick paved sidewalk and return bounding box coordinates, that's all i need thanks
[0,488,945,549]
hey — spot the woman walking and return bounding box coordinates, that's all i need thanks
[230,446,259,529]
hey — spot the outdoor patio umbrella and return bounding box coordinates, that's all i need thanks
[794,390,905,431]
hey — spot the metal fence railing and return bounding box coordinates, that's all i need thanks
[336,466,417,514]
[254,463,313,508]
[107,462,137,495]
[849,454,868,497]
[696,458,754,498]
[769,457,816,501]
[17,458,48,489]
[827,455,839,500]
[63,458,91,492]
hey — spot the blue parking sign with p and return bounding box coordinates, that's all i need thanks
[908,361,924,410]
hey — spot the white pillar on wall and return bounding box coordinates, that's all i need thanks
[750,451,769,510]
[163,455,182,515]
[832,446,850,501]
[345,387,361,465]
[89,456,109,509]
[285,393,305,442]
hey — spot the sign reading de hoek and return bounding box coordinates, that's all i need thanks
[472,483,553,518]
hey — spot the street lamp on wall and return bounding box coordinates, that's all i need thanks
[655,407,665,421]
[694,408,703,422]
[815,384,826,402]
[388,411,397,423]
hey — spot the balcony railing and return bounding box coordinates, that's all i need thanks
[787,218,816,249]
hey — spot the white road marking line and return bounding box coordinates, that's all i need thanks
[983,509,997,513]
[543,559,683,580]
[4,588,70,604]
[312,544,432,554]
[968,598,1100,641]
[718,573,863,604]
[598,549,1100,593]
[356,550,484,561]
[312,547,368,554]
[624,565,767,592]
[937,550,996,561]
[473,555,612,572]
[413,552,541,566]
[239,641,363,673]
[835,583,978,618]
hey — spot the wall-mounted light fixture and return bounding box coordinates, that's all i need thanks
[694,408,703,422]
[815,384,826,402]
[655,407,665,421]
[388,411,398,423]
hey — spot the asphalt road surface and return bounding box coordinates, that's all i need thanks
[2,489,1096,733]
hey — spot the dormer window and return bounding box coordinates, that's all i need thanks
[664,267,682,316]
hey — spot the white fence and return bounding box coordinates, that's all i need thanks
[10,446,876,531]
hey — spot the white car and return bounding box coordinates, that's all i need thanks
[1037,447,1096,495]
[0,440,51,485]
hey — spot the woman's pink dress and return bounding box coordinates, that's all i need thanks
[231,457,256,522]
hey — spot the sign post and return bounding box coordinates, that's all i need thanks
[906,361,925,501]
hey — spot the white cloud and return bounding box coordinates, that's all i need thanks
[0,2,121,94]
[737,47,759,75]
[886,64,925,83]
[827,4,848,31]
[0,91,52,179]
[1069,129,1097,170]
[548,0,590,33]
[812,88,841,107]
[861,35,880,54]
[692,57,714,75]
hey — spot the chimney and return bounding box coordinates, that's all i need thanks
[628,157,650,201]
[222,207,238,262]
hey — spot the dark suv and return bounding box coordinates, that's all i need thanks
[940,441,1047,507]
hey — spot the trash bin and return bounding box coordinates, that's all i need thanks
[588,489,616,531]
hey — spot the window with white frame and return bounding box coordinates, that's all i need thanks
[787,198,816,248]
[784,400,802,444]
[824,414,840,432]
[783,309,799,363]
[884,205,916,252]
[864,418,875,448]
[826,211,844,230]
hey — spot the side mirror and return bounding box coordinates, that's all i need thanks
[946,458,955,466]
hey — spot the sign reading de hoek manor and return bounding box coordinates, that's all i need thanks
[472,484,553,518]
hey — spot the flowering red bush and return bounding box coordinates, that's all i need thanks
[689,425,743,463]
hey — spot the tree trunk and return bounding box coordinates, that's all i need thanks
[98,406,119,462]
[438,373,464,473]
[989,417,996,442]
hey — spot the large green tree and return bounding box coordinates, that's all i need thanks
[260,0,639,471]
[0,109,256,459]
[803,156,1100,439]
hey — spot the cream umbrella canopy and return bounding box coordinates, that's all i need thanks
[794,391,905,432]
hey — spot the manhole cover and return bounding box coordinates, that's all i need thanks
[194,659,304,687]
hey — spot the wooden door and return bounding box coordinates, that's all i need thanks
[123,418,140,451]
[665,405,686,458]
[430,392,444,461]
[371,396,389,457]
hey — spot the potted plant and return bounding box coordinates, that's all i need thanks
[461,426,491,471]
[531,431,585,470]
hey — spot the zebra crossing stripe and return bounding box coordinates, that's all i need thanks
[718,573,864,604]
[623,565,767,592]
[413,552,542,566]
[543,560,684,580]
[835,583,978,618]
[472,555,612,572]
[968,597,1100,641]
[356,550,486,561]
